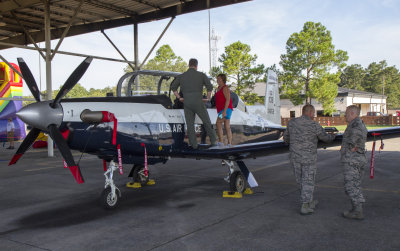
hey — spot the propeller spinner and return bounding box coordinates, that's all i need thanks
[9,57,93,184]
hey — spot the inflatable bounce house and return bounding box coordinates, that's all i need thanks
[0,62,26,143]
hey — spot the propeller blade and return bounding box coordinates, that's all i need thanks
[17,58,41,102]
[48,124,84,184]
[9,127,41,165]
[52,57,93,107]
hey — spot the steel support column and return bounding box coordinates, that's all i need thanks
[134,23,139,92]
[44,0,54,157]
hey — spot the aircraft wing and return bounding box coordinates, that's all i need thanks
[176,140,288,160]
[319,126,400,149]
[175,126,400,161]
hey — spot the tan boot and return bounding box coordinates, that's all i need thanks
[343,203,364,220]
[309,200,319,209]
[300,203,314,215]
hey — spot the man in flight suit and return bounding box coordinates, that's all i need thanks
[283,104,335,215]
[341,105,368,220]
[171,58,216,149]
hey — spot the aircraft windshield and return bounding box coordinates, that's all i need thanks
[116,70,181,98]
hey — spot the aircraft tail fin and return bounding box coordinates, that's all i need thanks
[264,70,281,125]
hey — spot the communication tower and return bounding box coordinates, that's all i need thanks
[210,28,220,70]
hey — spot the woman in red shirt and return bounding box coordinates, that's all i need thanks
[215,73,233,147]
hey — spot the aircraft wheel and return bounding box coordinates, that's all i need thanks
[230,171,246,193]
[101,187,119,209]
[134,165,150,186]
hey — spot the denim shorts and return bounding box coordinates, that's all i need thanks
[218,108,232,119]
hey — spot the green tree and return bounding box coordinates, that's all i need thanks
[383,66,400,108]
[363,61,387,93]
[363,61,400,109]
[218,41,266,104]
[88,86,116,97]
[62,83,89,98]
[123,45,187,94]
[280,21,348,114]
[47,83,88,99]
[144,44,187,73]
[339,64,366,90]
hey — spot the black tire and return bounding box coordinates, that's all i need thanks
[133,165,150,186]
[101,187,119,209]
[229,171,246,193]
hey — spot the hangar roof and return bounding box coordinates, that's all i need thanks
[0,0,250,50]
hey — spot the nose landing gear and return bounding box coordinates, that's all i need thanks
[101,160,121,209]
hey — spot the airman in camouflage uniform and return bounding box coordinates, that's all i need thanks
[341,105,368,220]
[283,104,335,215]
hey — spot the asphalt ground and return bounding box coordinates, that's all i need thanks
[0,138,399,251]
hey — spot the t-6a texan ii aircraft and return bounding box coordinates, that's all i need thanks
[9,57,400,209]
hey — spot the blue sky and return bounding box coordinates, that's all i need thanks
[2,0,400,95]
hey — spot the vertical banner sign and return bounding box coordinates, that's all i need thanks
[117,144,123,175]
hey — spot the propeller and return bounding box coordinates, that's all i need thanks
[17,58,41,102]
[9,57,93,184]
[48,124,84,183]
[52,57,93,107]
[9,128,41,165]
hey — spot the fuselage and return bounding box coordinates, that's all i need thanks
[59,96,283,164]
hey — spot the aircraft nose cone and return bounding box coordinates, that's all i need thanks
[17,104,39,125]
[17,101,64,131]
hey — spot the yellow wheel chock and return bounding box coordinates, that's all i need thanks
[222,191,243,198]
[244,188,254,195]
[146,179,156,185]
[126,182,142,188]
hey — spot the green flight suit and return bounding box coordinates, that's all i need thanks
[171,68,216,148]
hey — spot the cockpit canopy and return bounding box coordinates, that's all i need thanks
[116,70,246,111]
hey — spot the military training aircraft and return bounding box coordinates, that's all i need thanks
[9,57,400,209]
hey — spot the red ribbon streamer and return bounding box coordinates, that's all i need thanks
[141,143,148,177]
[370,133,384,179]
[370,140,375,179]
[117,144,123,175]
[103,159,107,171]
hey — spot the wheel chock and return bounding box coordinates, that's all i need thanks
[126,182,141,188]
[222,191,243,198]
[146,179,156,185]
[244,188,254,195]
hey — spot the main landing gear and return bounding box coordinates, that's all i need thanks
[101,160,122,209]
[222,160,258,194]
[129,164,150,186]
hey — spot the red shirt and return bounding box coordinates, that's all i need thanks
[215,85,233,113]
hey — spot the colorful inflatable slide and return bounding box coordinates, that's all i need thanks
[0,62,26,142]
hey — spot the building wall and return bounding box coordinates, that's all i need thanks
[281,95,386,117]
[346,96,387,115]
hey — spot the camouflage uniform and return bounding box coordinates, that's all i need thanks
[283,116,335,203]
[340,117,368,204]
